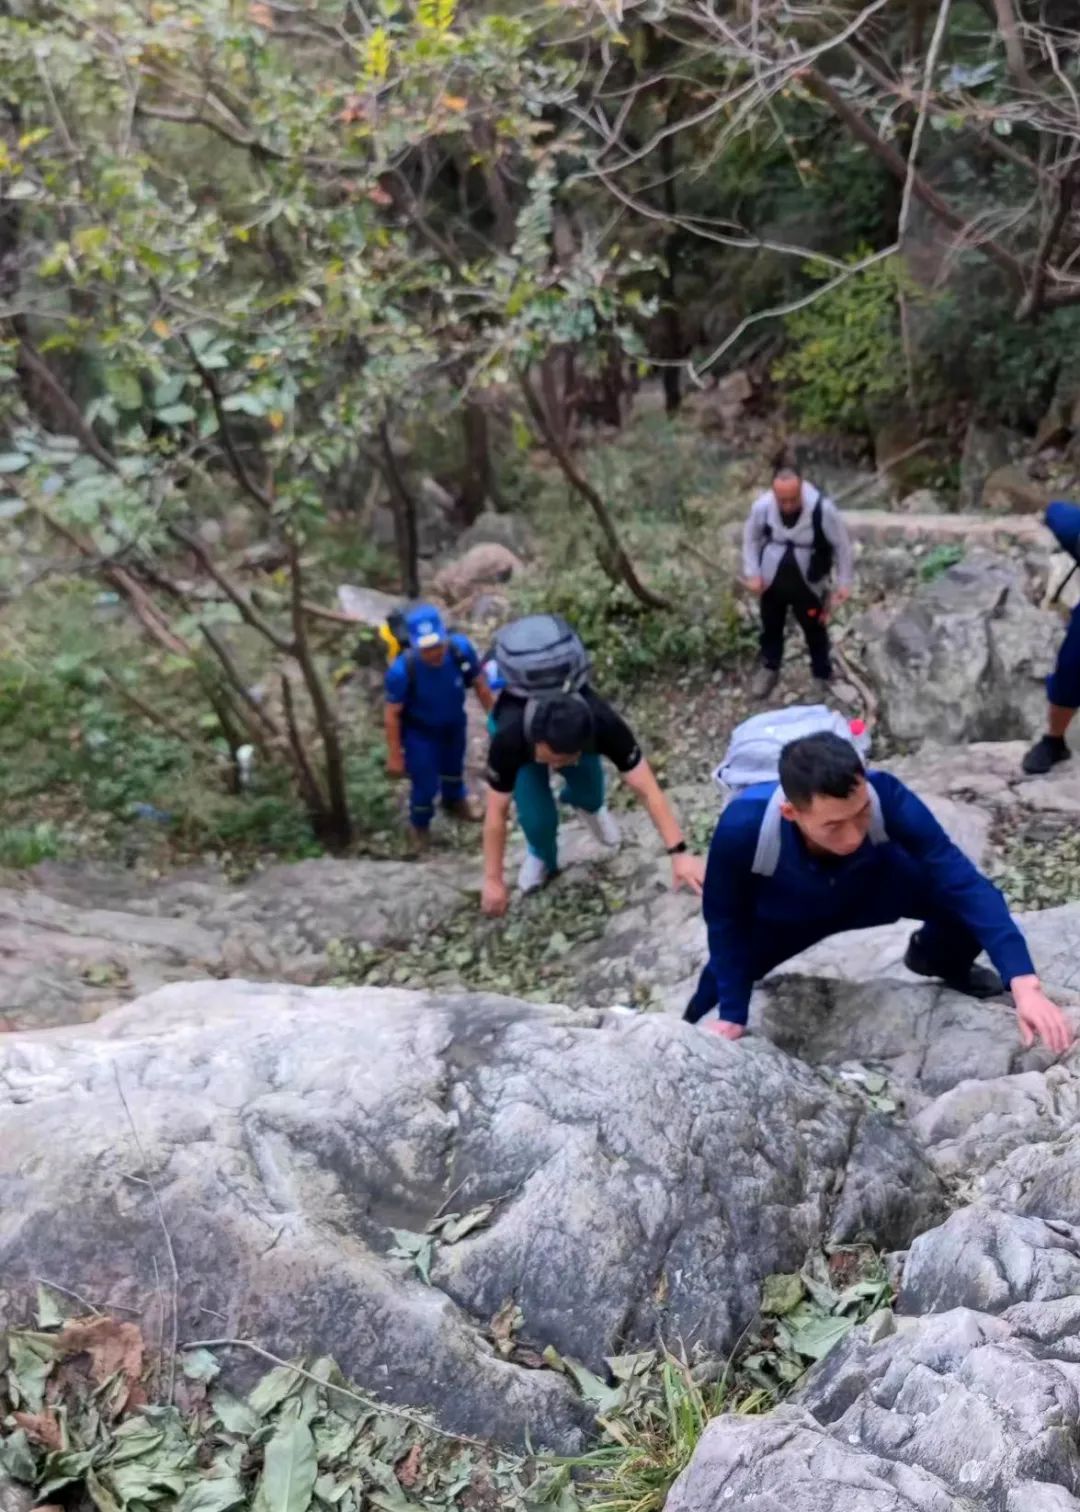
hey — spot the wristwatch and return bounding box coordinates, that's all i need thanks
[667,841,688,856]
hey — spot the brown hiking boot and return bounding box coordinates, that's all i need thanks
[408,825,431,854]
[446,797,482,822]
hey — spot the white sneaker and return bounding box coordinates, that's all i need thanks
[581,807,621,848]
[518,853,551,893]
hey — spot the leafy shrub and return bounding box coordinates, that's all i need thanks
[772,255,909,434]
[0,821,62,869]
[916,277,1080,429]
[515,558,753,692]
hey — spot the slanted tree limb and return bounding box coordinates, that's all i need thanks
[168,524,294,653]
[801,65,1027,290]
[199,623,281,746]
[519,367,669,611]
[280,672,329,822]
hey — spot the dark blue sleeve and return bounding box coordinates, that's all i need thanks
[384,655,409,705]
[872,772,1035,983]
[1046,502,1080,561]
[452,634,480,686]
[702,799,764,1025]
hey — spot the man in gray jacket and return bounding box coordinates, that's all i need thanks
[743,462,855,698]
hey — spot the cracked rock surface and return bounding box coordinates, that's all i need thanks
[0,980,942,1447]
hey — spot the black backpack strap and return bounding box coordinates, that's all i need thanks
[404,648,417,701]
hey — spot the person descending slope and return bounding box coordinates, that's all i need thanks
[743,460,854,699]
[480,614,706,915]
[686,712,1072,1054]
[384,603,494,846]
[1024,501,1080,776]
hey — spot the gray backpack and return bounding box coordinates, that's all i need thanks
[713,705,884,877]
[491,615,590,743]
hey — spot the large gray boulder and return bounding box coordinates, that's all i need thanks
[862,553,1058,743]
[0,981,942,1447]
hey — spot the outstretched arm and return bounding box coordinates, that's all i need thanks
[481,789,513,916]
[621,759,705,894]
[877,772,1072,1053]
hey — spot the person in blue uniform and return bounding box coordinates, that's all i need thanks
[686,731,1072,1055]
[1024,502,1080,775]
[384,604,493,845]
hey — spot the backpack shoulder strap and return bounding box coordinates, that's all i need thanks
[522,697,537,748]
[867,781,887,845]
[751,787,786,878]
[405,648,417,700]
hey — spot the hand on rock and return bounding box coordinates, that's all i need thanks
[671,852,706,895]
[705,1020,744,1041]
[1013,977,1073,1055]
[481,877,509,917]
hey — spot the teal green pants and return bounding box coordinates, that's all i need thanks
[488,716,605,872]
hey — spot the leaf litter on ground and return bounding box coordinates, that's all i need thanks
[0,1245,893,1512]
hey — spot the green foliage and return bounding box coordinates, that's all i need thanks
[772,256,908,434]
[918,544,965,581]
[516,559,751,691]
[0,821,62,869]
[551,1355,768,1512]
[917,279,1080,428]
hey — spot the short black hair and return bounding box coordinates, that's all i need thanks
[779,732,864,808]
[773,463,802,484]
[531,695,593,754]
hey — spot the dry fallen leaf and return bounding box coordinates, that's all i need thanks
[442,94,468,112]
[249,1,274,25]
[12,1409,62,1450]
[58,1316,144,1404]
[395,1444,423,1488]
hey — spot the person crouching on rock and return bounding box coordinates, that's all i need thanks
[1023,501,1080,776]
[685,730,1073,1053]
[743,459,854,700]
[478,614,706,916]
[384,604,494,847]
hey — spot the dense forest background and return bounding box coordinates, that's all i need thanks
[3,0,1080,862]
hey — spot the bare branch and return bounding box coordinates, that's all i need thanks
[168,524,294,654]
[519,367,669,611]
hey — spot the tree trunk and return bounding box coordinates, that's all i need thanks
[378,420,420,598]
[288,538,352,847]
[459,400,494,524]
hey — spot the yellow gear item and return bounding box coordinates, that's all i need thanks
[378,621,403,663]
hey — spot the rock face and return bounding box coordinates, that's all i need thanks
[0,857,471,1027]
[432,543,524,603]
[863,553,1057,743]
[670,1206,1080,1509]
[0,981,942,1447]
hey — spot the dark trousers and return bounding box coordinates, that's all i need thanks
[403,720,467,829]
[760,579,831,679]
[684,895,982,1024]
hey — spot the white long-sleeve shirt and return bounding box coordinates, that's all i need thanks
[741,483,855,591]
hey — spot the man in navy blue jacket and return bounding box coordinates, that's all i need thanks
[685,731,1072,1052]
[1024,501,1080,775]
